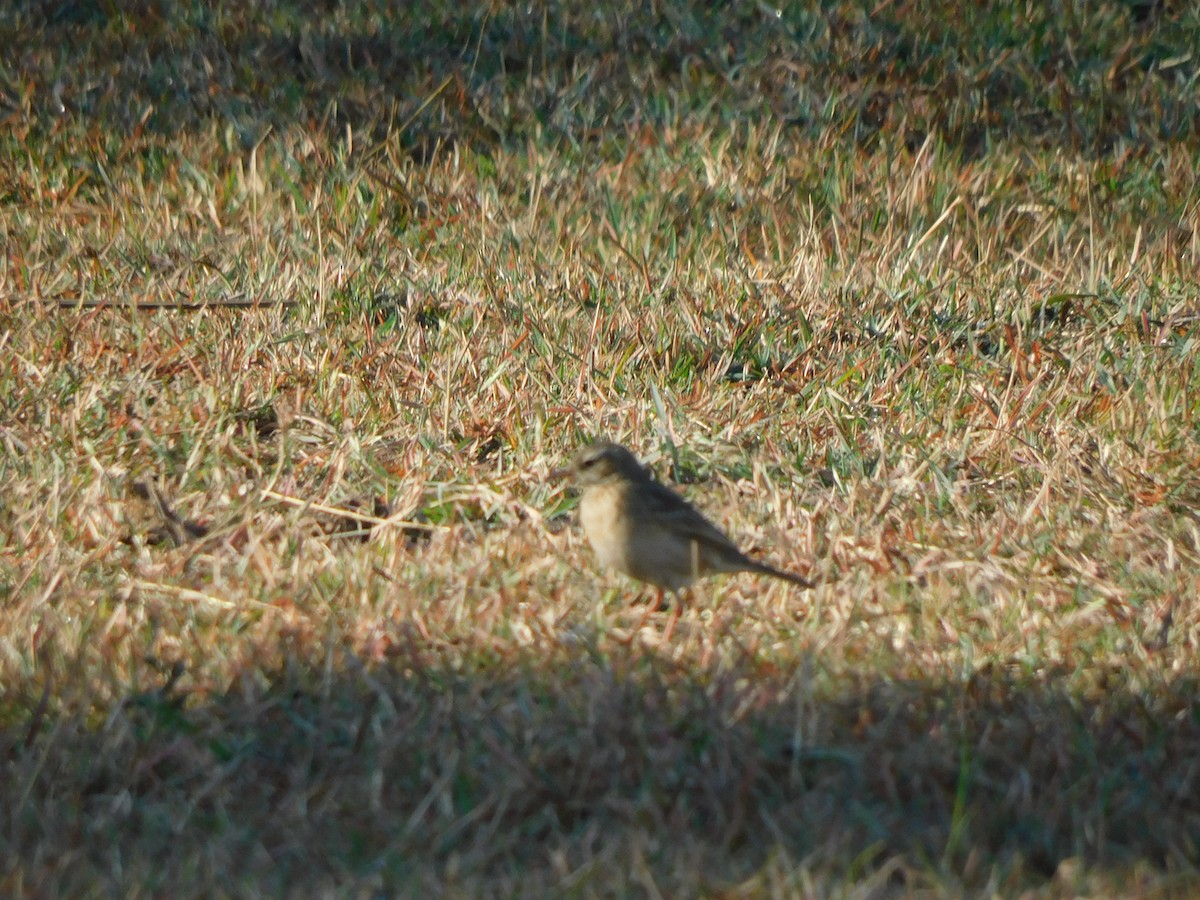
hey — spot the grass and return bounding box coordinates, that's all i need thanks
[2,0,1200,894]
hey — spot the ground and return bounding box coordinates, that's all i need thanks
[2,1,1199,895]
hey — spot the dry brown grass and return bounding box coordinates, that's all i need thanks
[2,1,1200,895]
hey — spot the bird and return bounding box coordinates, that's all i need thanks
[552,440,812,638]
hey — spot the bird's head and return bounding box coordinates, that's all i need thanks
[552,441,651,488]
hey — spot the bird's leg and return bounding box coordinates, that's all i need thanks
[661,591,682,643]
[628,586,662,636]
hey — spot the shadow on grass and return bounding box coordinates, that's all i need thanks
[6,1,1199,153]
[4,632,1198,894]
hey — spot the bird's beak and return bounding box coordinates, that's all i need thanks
[547,466,573,483]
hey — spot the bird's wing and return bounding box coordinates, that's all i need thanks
[634,480,750,561]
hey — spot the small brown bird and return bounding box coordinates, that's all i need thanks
[553,441,811,636]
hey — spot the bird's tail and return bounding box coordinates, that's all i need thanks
[747,560,814,588]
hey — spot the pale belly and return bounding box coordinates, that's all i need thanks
[579,484,699,591]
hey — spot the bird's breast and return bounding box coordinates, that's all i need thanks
[579,482,697,590]
[579,482,630,572]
